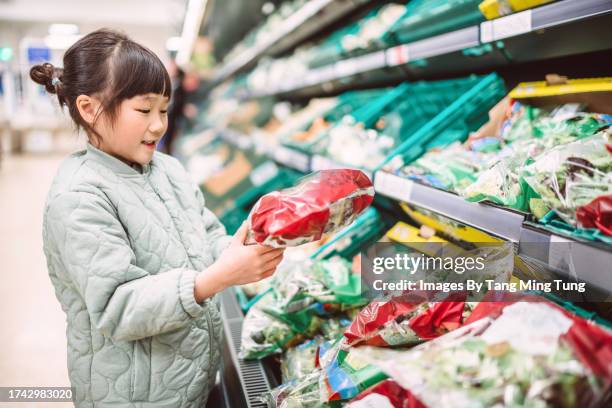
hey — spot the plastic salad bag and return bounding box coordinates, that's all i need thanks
[344,294,476,348]
[521,130,612,223]
[240,291,299,360]
[352,297,612,408]
[246,169,375,247]
[347,379,425,408]
[281,338,323,384]
[576,195,612,236]
[463,105,611,210]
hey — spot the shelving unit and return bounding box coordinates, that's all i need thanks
[231,0,612,99]
[184,2,612,403]
[208,0,371,88]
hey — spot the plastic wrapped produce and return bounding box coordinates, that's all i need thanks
[281,339,322,384]
[347,379,425,408]
[344,295,475,348]
[464,107,611,210]
[353,297,612,408]
[240,292,299,360]
[262,370,328,408]
[246,169,375,247]
[576,195,612,236]
[521,130,612,224]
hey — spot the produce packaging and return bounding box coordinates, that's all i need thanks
[246,169,375,247]
[352,296,612,408]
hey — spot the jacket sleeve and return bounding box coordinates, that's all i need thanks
[45,191,209,342]
[195,186,232,261]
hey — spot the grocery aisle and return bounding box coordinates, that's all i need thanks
[0,153,71,408]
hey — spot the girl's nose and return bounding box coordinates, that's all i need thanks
[149,115,166,134]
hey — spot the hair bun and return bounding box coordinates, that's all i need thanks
[30,62,63,94]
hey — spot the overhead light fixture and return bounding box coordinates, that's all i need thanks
[44,34,82,50]
[48,24,79,36]
[166,36,182,52]
[176,0,208,69]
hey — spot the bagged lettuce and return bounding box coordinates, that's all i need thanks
[576,194,612,236]
[521,130,612,224]
[281,339,323,384]
[240,292,299,360]
[344,294,475,348]
[347,379,425,408]
[246,169,374,247]
[353,296,612,408]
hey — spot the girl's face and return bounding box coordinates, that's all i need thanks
[96,93,169,166]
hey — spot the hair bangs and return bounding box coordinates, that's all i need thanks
[110,41,172,102]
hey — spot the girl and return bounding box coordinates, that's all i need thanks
[33,29,283,407]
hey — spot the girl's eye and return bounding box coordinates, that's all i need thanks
[136,109,151,114]
[160,110,168,114]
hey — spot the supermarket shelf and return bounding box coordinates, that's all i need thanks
[240,0,612,99]
[374,171,612,294]
[219,128,311,173]
[209,0,371,87]
[374,171,525,242]
[218,289,274,408]
[519,225,612,295]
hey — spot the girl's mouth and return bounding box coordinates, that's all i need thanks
[142,140,156,149]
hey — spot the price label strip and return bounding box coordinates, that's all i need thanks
[481,10,532,43]
[373,171,413,202]
[274,146,310,173]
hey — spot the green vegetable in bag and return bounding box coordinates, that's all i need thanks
[522,130,612,224]
[240,292,298,360]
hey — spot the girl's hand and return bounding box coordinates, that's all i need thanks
[194,223,284,302]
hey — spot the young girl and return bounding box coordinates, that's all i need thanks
[34,29,283,407]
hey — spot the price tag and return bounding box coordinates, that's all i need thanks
[547,234,572,272]
[385,45,410,67]
[274,146,310,172]
[481,10,532,42]
[250,161,279,186]
[374,171,413,202]
[334,59,358,78]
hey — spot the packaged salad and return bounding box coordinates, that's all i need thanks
[246,169,374,247]
[353,296,612,408]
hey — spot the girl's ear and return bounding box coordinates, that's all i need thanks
[75,94,102,126]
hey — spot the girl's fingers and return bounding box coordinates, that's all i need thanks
[262,250,284,262]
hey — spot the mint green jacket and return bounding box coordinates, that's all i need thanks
[43,143,231,407]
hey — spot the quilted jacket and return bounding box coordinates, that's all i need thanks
[42,143,232,407]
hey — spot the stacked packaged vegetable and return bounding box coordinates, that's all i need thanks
[259,291,611,407]
[386,78,612,242]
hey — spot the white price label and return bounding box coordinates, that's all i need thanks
[547,234,572,272]
[481,10,532,42]
[385,45,410,67]
[274,146,310,172]
[334,60,358,78]
[374,172,413,202]
[250,161,279,186]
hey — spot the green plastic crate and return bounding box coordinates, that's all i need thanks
[384,0,484,45]
[378,73,507,170]
[311,74,504,171]
[280,88,388,153]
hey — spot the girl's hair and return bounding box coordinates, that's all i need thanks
[30,28,171,143]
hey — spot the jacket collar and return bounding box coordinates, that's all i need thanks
[85,143,152,176]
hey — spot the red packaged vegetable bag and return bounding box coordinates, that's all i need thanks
[246,169,375,247]
[576,194,612,237]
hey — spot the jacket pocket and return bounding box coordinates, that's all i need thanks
[130,338,152,401]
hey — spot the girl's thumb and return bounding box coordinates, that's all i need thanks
[233,221,248,243]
